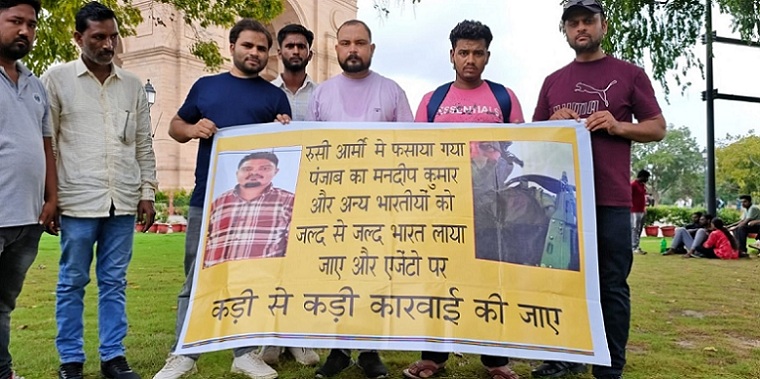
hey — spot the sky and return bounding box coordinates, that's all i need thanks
[354,0,760,147]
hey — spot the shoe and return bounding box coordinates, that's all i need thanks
[288,347,320,366]
[595,375,622,379]
[633,248,647,255]
[531,361,586,378]
[259,346,282,365]
[739,251,750,258]
[357,352,387,379]
[749,242,760,250]
[58,362,84,379]
[153,355,197,379]
[101,356,141,379]
[231,352,278,379]
[315,350,353,378]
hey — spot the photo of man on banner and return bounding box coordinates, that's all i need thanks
[204,149,300,268]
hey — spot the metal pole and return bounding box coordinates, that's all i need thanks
[705,0,717,215]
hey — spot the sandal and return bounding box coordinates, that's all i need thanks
[487,365,520,379]
[402,360,445,378]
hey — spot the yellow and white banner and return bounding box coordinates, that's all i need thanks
[176,121,609,365]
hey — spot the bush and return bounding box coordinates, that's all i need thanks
[645,206,708,226]
[717,208,741,224]
[155,189,192,221]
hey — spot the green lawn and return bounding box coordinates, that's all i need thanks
[10,234,760,379]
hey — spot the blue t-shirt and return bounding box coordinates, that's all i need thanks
[177,73,291,207]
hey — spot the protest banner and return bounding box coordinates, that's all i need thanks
[175,120,609,365]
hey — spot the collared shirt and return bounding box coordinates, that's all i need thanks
[0,62,51,227]
[271,73,316,121]
[203,184,294,268]
[41,57,158,218]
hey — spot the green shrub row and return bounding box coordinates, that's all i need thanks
[644,205,741,226]
[154,189,192,222]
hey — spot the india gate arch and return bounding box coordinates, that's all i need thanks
[118,0,358,192]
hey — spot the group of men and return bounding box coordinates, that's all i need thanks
[1,2,666,379]
[2,1,156,379]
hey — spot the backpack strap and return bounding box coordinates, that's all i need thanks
[427,80,512,123]
[426,81,453,122]
[484,80,512,123]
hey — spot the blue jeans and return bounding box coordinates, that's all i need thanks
[171,206,254,359]
[0,224,43,378]
[56,215,135,363]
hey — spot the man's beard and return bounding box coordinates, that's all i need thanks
[0,38,31,61]
[234,57,265,76]
[282,58,307,72]
[339,54,370,73]
[570,36,602,55]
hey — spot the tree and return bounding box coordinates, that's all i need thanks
[603,0,760,97]
[631,124,705,205]
[715,134,760,201]
[25,0,284,75]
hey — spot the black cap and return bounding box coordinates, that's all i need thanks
[562,0,605,21]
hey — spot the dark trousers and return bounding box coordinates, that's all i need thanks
[592,207,633,378]
[421,351,508,368]
[694,246,718,259]
[0,225,43,379]
[734,224,760,252]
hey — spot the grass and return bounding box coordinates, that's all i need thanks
[10,234,760,379]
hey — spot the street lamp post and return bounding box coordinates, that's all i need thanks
[144,79,156,109]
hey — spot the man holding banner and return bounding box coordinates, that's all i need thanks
[531,1,665,378]
[153,18,291,379]
[308,19,413,379]
[403,19,525,379]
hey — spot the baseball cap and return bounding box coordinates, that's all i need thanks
[562,0,605,21]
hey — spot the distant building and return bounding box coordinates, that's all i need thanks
[119,0,358,190]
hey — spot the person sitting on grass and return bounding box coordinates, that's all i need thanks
[664,213,711,255]
[683,211,703,231]
[685,218,739,259]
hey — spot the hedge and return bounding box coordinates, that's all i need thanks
[644,205,741,226]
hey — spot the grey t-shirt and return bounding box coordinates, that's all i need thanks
[0,63,51,228]
[741,205,760,221]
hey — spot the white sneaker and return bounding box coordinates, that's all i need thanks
[231,352,278,379]
[259,346,282,365]
[288,347,320,366]
[153,355,197,379]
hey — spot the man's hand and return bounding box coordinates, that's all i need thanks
[189,118,218,139]
[275,114,291,125]
[549,107,580,121]
[586,111,622,135]
[137,200,156,233]
[38,201,59,235]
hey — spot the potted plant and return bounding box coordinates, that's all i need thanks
[156,223,170,234]
[644,225,660,237]
[659,225,676,237]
